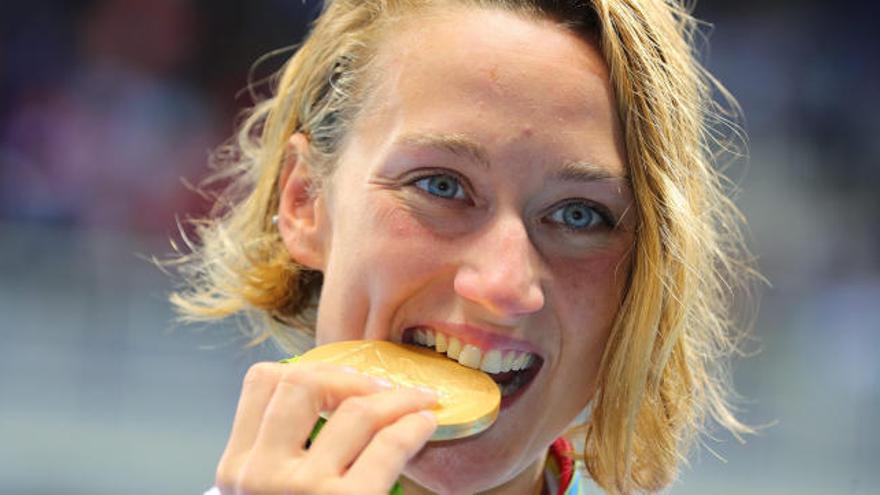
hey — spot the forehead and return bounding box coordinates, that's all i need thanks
[380,8,607,86]
[351,6,625,176]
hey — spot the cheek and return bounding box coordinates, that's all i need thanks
[318,198,444,343]
[350,200,455,294]
[552,249,630,311]
[372,201,429,240]
[363,197,466,261]
[544,253,630,401]
[549,247,632,362]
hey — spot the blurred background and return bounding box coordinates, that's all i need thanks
[0,1,877,493]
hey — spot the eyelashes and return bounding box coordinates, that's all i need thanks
[407,171,615,233]
[412,174,467,201]
[545,201,613,232]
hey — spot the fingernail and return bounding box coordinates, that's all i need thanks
[419,410,437,425]
[372,377,394,389]
[415,385,438,398]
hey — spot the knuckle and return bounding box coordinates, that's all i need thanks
[337,396,380,422]
[236,475,262,494]
[214,463,236,491]
[215,451,246,489]
[259,404,289,426]
[236,461,273,494]
[215,455,251,493]
[375,427,415,455]
[279,370,323,404]
[338,396,387,428]
[243,362,280,387]
[279,366,314,387]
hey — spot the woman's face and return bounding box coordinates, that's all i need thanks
[297,8,633,494]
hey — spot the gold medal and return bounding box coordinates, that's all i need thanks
[294,340,500,441]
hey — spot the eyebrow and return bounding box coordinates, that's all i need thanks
[397,132,490,169]
[396,132,630,184]
[552,161,631,185]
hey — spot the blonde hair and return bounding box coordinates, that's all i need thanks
[168,0,755,492]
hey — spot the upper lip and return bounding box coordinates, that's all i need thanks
[397,320,542,356]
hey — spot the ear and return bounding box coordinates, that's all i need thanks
[277,133,328,271]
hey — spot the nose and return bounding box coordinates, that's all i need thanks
[453,214,545,319]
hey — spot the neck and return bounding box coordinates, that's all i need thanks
[399,451,547,495]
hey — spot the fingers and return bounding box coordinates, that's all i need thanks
[344,411,438,491]
[303,387,438,475]
[216,360,439,495]
[222,362,283,459]
[251,363,390,458]
[223,362,384,460]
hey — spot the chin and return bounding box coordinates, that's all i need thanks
[402,374,547,495]
[404,438,522,495]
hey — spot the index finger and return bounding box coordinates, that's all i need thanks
[225,362,387,459]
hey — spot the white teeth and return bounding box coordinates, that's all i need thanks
[480,349,503,374]
[511,352,526,371]
[458,344,483,369]
[446,337,462,359]
[502,351,516,372]
[407,328,537,374]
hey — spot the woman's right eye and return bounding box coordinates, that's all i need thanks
[412,174,468,201]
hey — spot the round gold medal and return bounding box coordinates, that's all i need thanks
[294,340,500,441]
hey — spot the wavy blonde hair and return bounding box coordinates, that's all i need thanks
[168,0,755,492]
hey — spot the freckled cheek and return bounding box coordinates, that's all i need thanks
[546,252,631,397]
[550,250,632,340]
[563,255,628,297]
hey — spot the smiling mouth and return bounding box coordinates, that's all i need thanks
[401,326,543,398]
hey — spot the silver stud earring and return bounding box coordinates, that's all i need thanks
[271,214,279,225]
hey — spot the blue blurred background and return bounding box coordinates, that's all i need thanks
[1,1,877,493]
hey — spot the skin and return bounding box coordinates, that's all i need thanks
[220,7,634,495]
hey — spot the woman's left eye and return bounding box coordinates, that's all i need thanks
[547,201,610,232]
[413,174,467,200]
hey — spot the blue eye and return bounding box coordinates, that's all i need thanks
[548,202,606,231]
[414,174,467,200]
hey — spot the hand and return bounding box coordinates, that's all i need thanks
[214,361,438,495]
